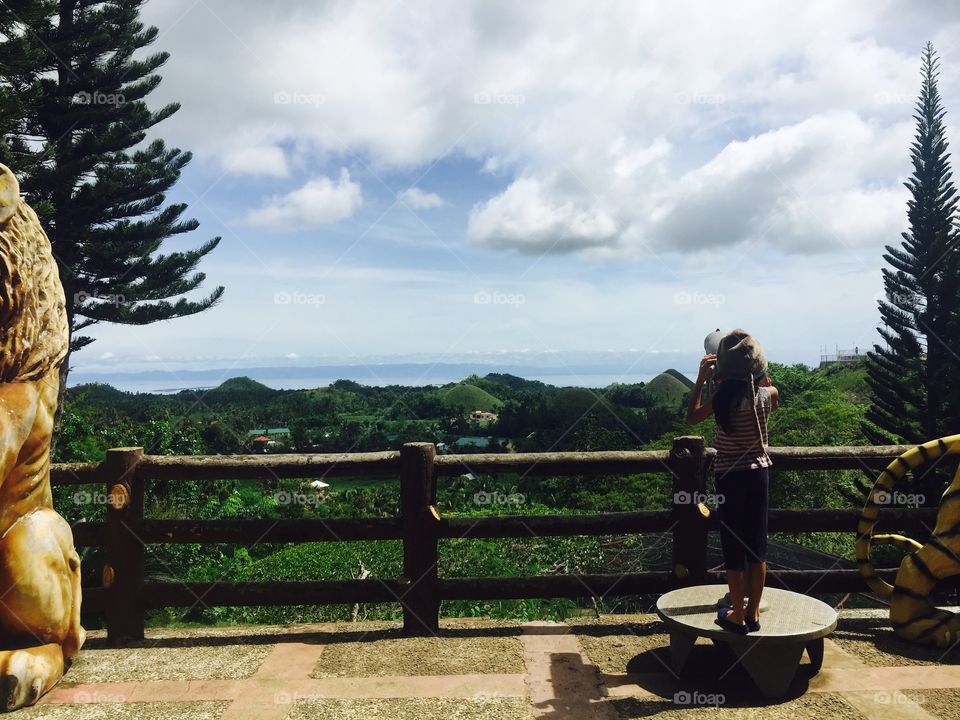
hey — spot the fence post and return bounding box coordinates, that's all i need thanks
[400,442,439,635]
[670,436,709,585]
[101,447,145,644]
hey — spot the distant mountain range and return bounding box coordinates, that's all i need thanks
[68,361,696,391]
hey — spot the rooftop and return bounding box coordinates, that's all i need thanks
[27,609,960,720]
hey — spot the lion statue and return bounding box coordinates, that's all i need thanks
[0,163,84,710]
[857,434,960,647]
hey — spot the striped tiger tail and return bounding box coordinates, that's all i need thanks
[856,435,960,596]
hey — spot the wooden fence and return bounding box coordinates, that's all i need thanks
[51,436,951,643]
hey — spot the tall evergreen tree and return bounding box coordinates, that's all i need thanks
[864,43,960,498]
[0,1,56,171]
[0,0,223,403]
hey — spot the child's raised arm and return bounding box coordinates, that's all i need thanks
[686,355,716,425]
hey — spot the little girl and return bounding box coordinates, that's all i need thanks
[685,329,778,633]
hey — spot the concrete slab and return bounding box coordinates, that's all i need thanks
[521,621,617,720]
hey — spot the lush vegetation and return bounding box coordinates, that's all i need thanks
[54,361,911,627]
[865,44,960,501]
[0,0,223,364]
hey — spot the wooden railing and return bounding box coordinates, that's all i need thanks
[52,437,951,644]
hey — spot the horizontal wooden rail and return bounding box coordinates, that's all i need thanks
[51,444,959,487]
[442,569,960,599]
[135,518,402,544]
[52,437,960,644]
[67,508,940,549]
[765,508,939,534]
[139,451,401,481]
[439,508,942,539]
[439,572,677,599]
[765,444,958,470]
[51,462,101,485]
[440,511,676,538]
[125,569,960,611]
[139,580,409,608]
[70,522,104,547]
[434,449,676,476]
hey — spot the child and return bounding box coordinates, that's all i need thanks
[685,329,778,633]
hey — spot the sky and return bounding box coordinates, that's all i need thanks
[72,0,960,382]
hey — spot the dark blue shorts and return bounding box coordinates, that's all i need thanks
[715,466,768,570]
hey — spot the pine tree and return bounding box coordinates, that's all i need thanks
[0,1,56,171]
[863,43,960,499]
[0,0,223,400]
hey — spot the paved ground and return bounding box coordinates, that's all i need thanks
[16,609,960,719]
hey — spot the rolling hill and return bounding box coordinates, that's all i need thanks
[642,371,691,407]
[209,376,275,394]
[439,383,503,412]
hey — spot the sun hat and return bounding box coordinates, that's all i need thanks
[714,328,769,446]
[715,328,767,381]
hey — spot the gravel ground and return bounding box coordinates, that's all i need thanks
[829,616,960,667]
[903,687,960,719]
[18,702,230,719]
[608,692,862,719]
[289,698,531,720]
[312,623,525,677]
[64,625,289,683]
[33,612,960,719]
[568,614,695,675]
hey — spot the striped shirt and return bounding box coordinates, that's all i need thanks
[712,386,773,475]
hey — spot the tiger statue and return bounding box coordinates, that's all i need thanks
[857,434,960,648]
[0,163,84,710]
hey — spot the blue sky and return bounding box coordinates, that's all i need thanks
[73,0,960,382]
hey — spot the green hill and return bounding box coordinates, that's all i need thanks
[642,372,690,407]
[663,368,695,390]
[211,376,275,394]
[479,372,547,392]
[439,383,502,412]
[549,387,598,417]
[67,382,129,402]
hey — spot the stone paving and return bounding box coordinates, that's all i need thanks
[13,610,960,719]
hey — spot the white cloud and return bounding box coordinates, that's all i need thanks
[468,176,619,253]
[646,112,913,255]
[138,0,956,257]
[68,1,958,369]
[398,187,445,209]
[221,145,289,177]
[243,169,362,230]
[284,352,300,359]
